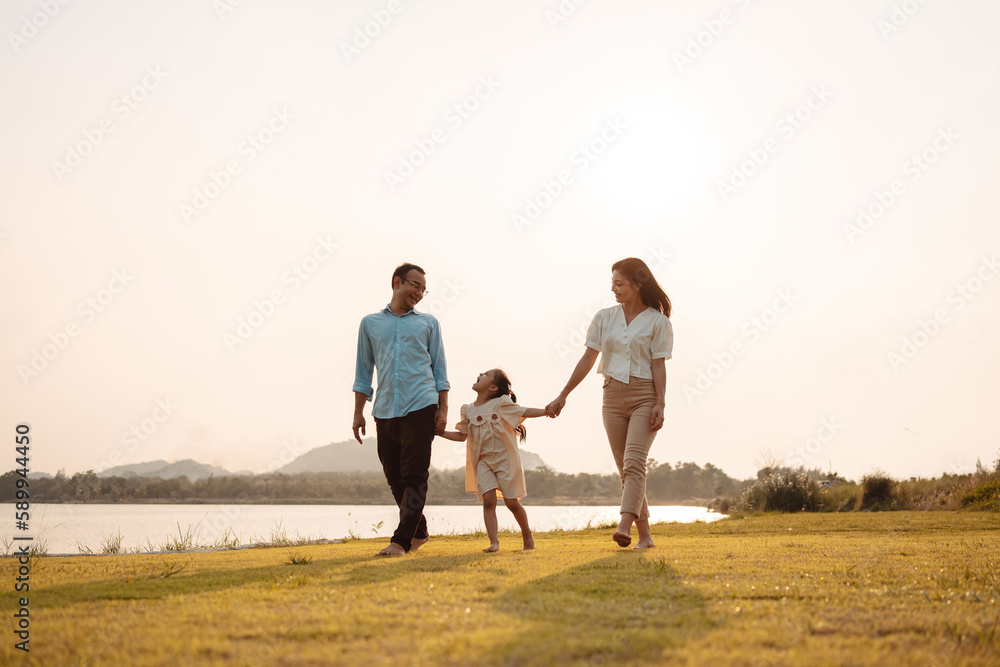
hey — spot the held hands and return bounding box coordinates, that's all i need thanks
[434,406,447,435]
[545,395,566,418]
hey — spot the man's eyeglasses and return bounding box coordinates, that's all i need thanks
[402,279,428,295]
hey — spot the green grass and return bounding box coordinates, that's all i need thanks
[2,512,999,666]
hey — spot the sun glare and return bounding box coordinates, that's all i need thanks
[555,73,727,236]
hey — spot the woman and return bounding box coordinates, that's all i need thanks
[546,258,673,549]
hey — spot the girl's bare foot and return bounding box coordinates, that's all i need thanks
[483,542,500,553]
[612,531,632,547]
[409,536,429,551]
[377,543,406,556]
[522,534,535,550]
[632,539,655,549]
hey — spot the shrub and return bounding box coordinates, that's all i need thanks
[736,469,822,513]
[897,474,974,511]
[837,496,856,512]
[820,483,858,512]
[961,480,1000,510]
[859,470,896,510]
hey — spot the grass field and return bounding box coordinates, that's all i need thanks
[2,512,998,666]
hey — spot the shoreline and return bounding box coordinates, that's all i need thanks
[7,518,725,559]
[10,517,724,559]
[11,504,726,558]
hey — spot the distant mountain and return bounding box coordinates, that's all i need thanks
[520,450,548,471]
[99,459,242,482]
[276,439,383,474]
[90,442,551,480]
[277,439,550,473]
[101,460,173,476]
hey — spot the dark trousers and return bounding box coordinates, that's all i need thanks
[374,404,435,551]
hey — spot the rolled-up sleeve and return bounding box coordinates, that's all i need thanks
[353,319,375,400]
[428,319,450,392]
[651,316,673,360]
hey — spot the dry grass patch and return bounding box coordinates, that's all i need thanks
[1,513,997,666]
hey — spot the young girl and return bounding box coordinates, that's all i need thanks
[438,369,549,552]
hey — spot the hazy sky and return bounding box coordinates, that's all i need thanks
[3,0,999,482]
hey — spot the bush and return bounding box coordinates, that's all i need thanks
[897,474,973,511]
[819,483,858,512]
[859,470,896,510]
[961,480,1000,510]
[736,469,822,513]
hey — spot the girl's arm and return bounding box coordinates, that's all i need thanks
[521,408,549,419]
[437,430,467,442]
[546,347,600,416]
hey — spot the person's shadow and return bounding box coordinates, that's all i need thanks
[428,551,714,665]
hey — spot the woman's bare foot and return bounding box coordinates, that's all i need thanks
[409,536,429,552]
[615,513,636,548]
[483,542,500,553]
[522,533,535,550]
[632,539,655,549]
[377,543,406,556]
[612,531,632,547]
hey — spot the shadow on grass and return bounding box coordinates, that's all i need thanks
[16,553,366,609]
[335,552,494,587]
[474,552,716,666]
[18,548,497,611]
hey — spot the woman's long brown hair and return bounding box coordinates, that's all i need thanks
[611,257,671,317]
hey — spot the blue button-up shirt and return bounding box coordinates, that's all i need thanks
[353,305,449,419]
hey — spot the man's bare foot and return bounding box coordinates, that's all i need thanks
[377,543,406,556]
[522,534,535,550]
[483,542,500,553]
[612,531,632,547]
[409,536,429,552]
[632,539,655,549]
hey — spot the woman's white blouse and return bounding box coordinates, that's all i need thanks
[585,306,673,383]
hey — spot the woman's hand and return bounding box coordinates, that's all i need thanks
[650,358,666,431]
[547,349,598,418]
[650,404,665,431]
[545,396,566,418]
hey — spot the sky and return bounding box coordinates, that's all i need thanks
[2,0,999,483]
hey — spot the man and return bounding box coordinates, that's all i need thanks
[353,263,449,556]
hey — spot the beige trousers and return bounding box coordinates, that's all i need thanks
[602,376,657,522]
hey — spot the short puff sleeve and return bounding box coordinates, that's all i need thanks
[495,395,527,429]
[455,404,470,434]
[651,316,673,360]
[585,310,603,351]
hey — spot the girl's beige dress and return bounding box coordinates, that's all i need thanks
[456,395,527,500]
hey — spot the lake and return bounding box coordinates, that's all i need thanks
[13,503,726,555]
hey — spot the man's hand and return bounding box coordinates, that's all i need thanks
[434,406,447,435]
[353,413,366,444]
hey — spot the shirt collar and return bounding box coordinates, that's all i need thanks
[616,305,652,319]
[382,304,417,317]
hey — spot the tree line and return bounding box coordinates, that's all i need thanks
[1,460,752,504]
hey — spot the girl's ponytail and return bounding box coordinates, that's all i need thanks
[491,368,527,443]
